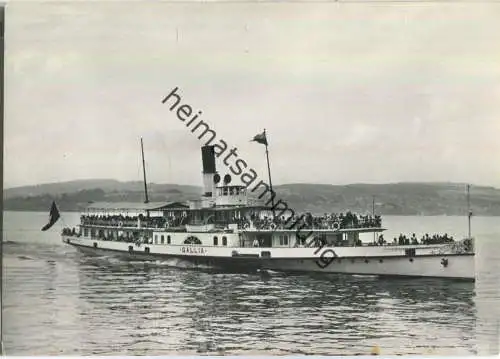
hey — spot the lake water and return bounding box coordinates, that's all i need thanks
[2,211,499,355]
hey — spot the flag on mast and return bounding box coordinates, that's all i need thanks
[251,131,268,146]
[41,201,60,231]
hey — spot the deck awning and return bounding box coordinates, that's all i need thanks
[86,201,189,211]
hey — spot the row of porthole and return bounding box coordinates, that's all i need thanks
[298,258,418,264]
[213,236,228,246]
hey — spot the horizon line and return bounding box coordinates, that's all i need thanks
[4,178,499,191]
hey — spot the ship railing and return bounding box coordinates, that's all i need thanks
[81,216,170,228]
[81,220,171,229]
[237,222,383,231]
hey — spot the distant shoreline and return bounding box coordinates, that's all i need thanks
[4,180,500,216]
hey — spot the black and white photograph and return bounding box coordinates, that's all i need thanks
[2,0,500,356]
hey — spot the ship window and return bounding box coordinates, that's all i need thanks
[167,235,171,244]
[213,236,218,245]
[161,235,165,244]
[155,234,158,244]
[279,235,289,246]
[222,236,227,246]
[84,228,89,237]
[91,229,96,238]
[261,251,271,258]
[405,248,416,257]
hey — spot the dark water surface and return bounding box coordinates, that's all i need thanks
[3,211,499,355]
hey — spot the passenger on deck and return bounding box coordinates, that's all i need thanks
[252,239,260,247]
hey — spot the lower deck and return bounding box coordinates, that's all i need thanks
[64,224,473,257]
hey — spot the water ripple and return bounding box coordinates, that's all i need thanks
[3,212,500,355]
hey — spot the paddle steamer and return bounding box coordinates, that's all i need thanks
[61,143,475,280]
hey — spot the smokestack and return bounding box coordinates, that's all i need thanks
[201,145,216,197]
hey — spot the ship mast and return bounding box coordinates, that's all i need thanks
[467,184,471,239]
[141,137,149,204]
[263,129,274,208]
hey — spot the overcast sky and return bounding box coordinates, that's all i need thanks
[4,1,500,189]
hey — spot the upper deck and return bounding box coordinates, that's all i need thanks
[79,200,383,234]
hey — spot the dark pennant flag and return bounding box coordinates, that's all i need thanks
[41,201,60,231]
[251,131,268,146]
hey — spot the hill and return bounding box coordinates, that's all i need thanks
[3,180,201,212]
[271,182,500,216]
[3,180,500,215]
[3,179,200,199]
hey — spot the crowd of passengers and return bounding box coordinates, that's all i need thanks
[80,212,381,231]
[369,233,455,246]
[62,226,150,243]
[238,211,382,230]
[80,214,186,228]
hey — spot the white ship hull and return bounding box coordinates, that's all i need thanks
[261,255,474,279]
[63,236,475,280]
